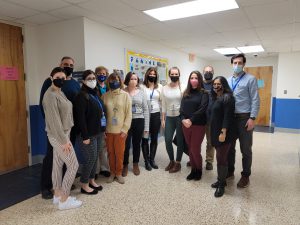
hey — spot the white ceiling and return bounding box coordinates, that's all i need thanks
[0,0,299,60]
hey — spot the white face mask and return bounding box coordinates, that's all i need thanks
[86,80,97,89]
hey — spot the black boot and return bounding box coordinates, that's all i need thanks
[149,142,158,169]
[186,168,196,180]
[214,165,228,197]
[142,139,152,171]
[193,169,202,180]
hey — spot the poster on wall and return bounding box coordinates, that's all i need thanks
[125,49,168,84]
[0,66,19,80]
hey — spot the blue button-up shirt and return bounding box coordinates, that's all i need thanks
[227,72,260,118]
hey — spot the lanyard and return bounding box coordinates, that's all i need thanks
[150,88,155,100]
[89,94,104,113]
[231,73,245,92]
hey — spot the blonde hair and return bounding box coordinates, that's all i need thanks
[95,66,109,75]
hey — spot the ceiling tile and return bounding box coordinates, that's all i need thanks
[19,13,61,25]
[222,29,260,45]
[261,38,293,52]
[79,0,156,26]
[256,23,295,40]
[244,1,294,27]
[62,0,90,3]
[0,1,38,18]
[294,23,300,36]
[237,0,287,7]
[203,8,252,32]
[122,27,159,41]
[7,0,69,12]
[292,37,300,51]
[120,0,187,11]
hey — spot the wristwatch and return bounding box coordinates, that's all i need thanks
[250,117,256,120]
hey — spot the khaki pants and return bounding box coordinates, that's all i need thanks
[205,124,215,163]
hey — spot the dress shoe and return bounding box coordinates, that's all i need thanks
[206,162,213,170]
[89,183,103,191]
[41,189,53,199]
[237,176,249,188]
[211,181,227,188]
[133,163,140,176]
[145,161,152,171]
[99,171,111,177]
[186,169,196,180]
[150,160,158,169]
[214,186,225,198]
[80,188,98,195]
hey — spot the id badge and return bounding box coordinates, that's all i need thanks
[132,104,136,113]
[112,117,118,126]
[101,116,106,127]
[150,100,154,111]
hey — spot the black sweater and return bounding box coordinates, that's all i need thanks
[209,94,235,147]
[180,90,208,125]
[73,85,106,140]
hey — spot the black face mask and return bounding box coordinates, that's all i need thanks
[204,72,213,81]
[148,76,157,83]
[63,67,73,76]
[170,76,179,83]
[109,81,120,90]
[53,78,64,88]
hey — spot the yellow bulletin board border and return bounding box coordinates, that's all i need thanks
[125,49,168,82]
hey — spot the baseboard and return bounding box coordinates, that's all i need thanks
[31,155,44,164]
[274,127,300,134]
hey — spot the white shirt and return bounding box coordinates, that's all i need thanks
[161,84,183,117]
[142,84,162,113]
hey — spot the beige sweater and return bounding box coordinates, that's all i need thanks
[102,89,132,134]
[42,87,73,145]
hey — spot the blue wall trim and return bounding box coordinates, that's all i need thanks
[271,97,276,123]
[273,98,300,129]
[29,105,47,156]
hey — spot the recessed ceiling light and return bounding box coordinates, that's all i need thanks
[143,0,239,21]
[214,47,241,55]
[237,45,264,53]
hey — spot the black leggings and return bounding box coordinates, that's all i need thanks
[124,118,145,164]
[142,112,161,148]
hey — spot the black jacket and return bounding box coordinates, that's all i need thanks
[209,94,235,147]
[180,90,208,125]
[74,84,106,140]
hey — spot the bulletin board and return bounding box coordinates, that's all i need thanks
[126,49,168,83]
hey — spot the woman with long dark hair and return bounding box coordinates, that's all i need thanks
[180,71,208,180]
[210,76,235,197]
[141,67,162,170]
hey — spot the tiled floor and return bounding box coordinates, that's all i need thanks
[0,132,299,225]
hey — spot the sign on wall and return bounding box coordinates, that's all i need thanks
[126,50,168,83]
[0,66,19,80]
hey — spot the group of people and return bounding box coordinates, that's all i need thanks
[40,53,260,210]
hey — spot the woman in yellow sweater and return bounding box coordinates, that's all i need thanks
[102,72,132,184]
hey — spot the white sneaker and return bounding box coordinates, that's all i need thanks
[107,175,115,183]
[58,196,82,210]
[116,175,125,184]
[53,196,76,205]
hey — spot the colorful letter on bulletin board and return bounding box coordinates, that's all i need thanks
[126,49,168,83]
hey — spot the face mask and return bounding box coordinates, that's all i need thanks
[148,76,156,83]
[63,67,73,76]
[53,78,64,88]
[170,76,179,83]
[233,65,243,74]
[190,79,199,88]
[204,72,213,81]
[86,80,97,89]
[98,75,106,82]
[109,81,120,90]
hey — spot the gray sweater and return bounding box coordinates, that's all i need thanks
[42,87,74,145]
[126,88,150,132]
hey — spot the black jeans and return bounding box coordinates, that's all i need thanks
[124,118,144,164]
[142,112,161,148]
[228,114,253,177]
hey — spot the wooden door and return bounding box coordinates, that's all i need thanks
[244,66,273,126]
[0,23,28,173]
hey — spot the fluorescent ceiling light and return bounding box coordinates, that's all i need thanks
[237,45,264,53]
[143,0,239,21]
[214,48,241,55]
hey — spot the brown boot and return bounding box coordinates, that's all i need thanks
[122,164,128,177]
[165,161,175,171]
[169,162,181,173]
[132,163,140,176]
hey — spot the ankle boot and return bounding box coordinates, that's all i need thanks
[165,161,175,171]
[132,163,140,176]
[186,168,196,180]
[193,169,202,180]
[122,164,128,177]
[141,139,152,171]
[150,142,158,169]
[169,162,181,173]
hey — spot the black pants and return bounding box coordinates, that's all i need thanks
[228,114,253,177]
[124,118,144,164]
[40,127,77,191]
[142,112,161,148]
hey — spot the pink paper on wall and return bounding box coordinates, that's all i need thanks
[0,66,19,80]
